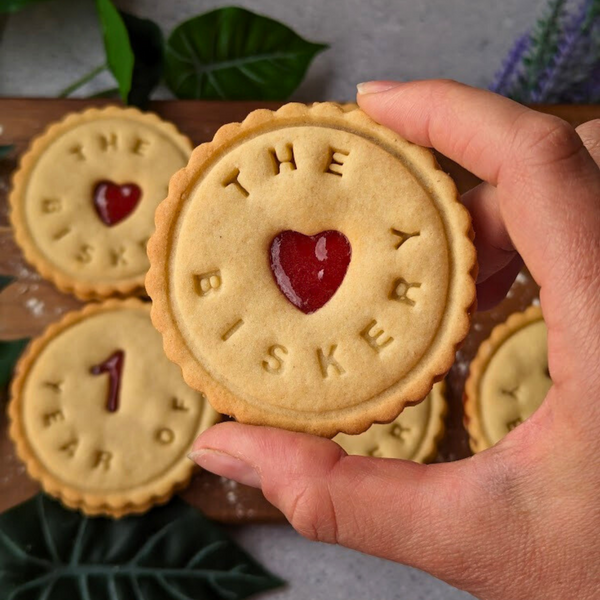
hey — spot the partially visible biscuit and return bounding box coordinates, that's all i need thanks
[464,306,550,453]
[9,107,192,300]
[334,381,446,462]
[9,299,220,517]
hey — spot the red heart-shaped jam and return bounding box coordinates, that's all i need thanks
[270,230,351,314]
[93,180,141,226]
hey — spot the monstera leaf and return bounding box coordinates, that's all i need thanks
[0,495,284,599]
[165,6,328,100]
[0,145,14,160]
[0,0,53,13]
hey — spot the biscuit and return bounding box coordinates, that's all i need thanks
[9,107,192,299]
[464,306,550,452]
[147,103,476,436]
[8,299,220,517]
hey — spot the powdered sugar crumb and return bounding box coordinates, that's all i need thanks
[25,297,45,317]
[531,297,540,306]
[515,271,528,285]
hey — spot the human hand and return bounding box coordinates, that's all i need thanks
[188,81,600,600]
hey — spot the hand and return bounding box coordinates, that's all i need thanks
[189,81,600,600]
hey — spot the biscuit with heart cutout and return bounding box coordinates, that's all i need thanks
[147,102,477,437]
[9,106,192,299]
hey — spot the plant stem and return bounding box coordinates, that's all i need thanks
[58,64,107,98]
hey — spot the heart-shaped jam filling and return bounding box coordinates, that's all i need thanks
[270,230,351,314]
[93,180,142,226]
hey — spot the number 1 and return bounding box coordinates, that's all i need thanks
[91,350,125,413]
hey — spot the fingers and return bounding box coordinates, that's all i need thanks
[462,182,517,283]
[358,80,600,372]
[476,254,523,311]
[577,119,600,166]
[191,421,517,589]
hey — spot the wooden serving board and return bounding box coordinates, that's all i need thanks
[0,99,598,523]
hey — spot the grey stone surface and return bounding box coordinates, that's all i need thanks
[0,1,546,598]
[1,0,548,100]
[227,523,474,600]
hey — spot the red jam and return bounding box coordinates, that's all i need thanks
[270,230,351,314]
[93,181,141,226]
[91,350,125,413]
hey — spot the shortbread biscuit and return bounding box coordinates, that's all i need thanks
[8,299,219,517]
[334,381,446,462]
[147,103,476,436]
[464,306,550,452]
[10,107,192,299]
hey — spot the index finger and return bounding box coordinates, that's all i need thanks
[358,80,600,380]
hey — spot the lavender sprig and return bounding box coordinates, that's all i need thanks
[489,0,600,103]
[490,34,531,96]
[532,0,600,102]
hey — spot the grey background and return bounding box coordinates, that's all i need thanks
[0,1,547,599]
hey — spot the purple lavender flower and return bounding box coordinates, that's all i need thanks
[490,34,531,96]
[490,0,600,104]
[532,0,600,102]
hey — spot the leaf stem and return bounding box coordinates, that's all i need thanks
[58,64,107,98]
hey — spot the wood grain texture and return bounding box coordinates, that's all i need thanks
[0,99,598,522]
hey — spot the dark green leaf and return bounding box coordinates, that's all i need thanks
[95,0,135,102]
[0,338,28,389]
[165,7,328,100]
[0,275,14,292]
[88,87,120,99]
[0,145,14,160]
[120,11,164,108]
[0,494,285,599]
[0,0,53,14]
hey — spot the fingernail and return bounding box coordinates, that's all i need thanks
[357,80,403,95]
[188,449,261,488]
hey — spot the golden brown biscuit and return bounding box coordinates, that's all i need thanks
[10,107,192,299]
[464,306,550,452]
[147,102,476,437]
[9,299,219,517]
[334,381,446,462]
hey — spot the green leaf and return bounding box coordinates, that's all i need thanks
[165,7,328,100]
[0,275,14,292]
[120,11,164,108]
[95,0,135,102]
[0,338,28,389]
[0,0,53,14]
[0,145,14,160]
[0,494,285,599]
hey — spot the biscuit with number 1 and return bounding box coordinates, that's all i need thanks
[9,299,220,517]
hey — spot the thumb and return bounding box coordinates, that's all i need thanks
[190,421,519,590]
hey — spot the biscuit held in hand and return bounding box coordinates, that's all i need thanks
[191,82,600,600]
[147,102,476,436]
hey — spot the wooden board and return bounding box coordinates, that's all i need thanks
[1,99,598,523]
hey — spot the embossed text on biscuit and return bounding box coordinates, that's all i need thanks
[222,168,249,198]
[262,344,289,374]
[43,410,65,427]
[325,147,349,176]
[221,318,244,341]
[317,345,345,378]
[194,270,222,297]
[42,198,62,213]
[156,428,175,444]
[360,320,394,353]
[391,228,420,249]
[390,278,421,306]
[270,143,297,174]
